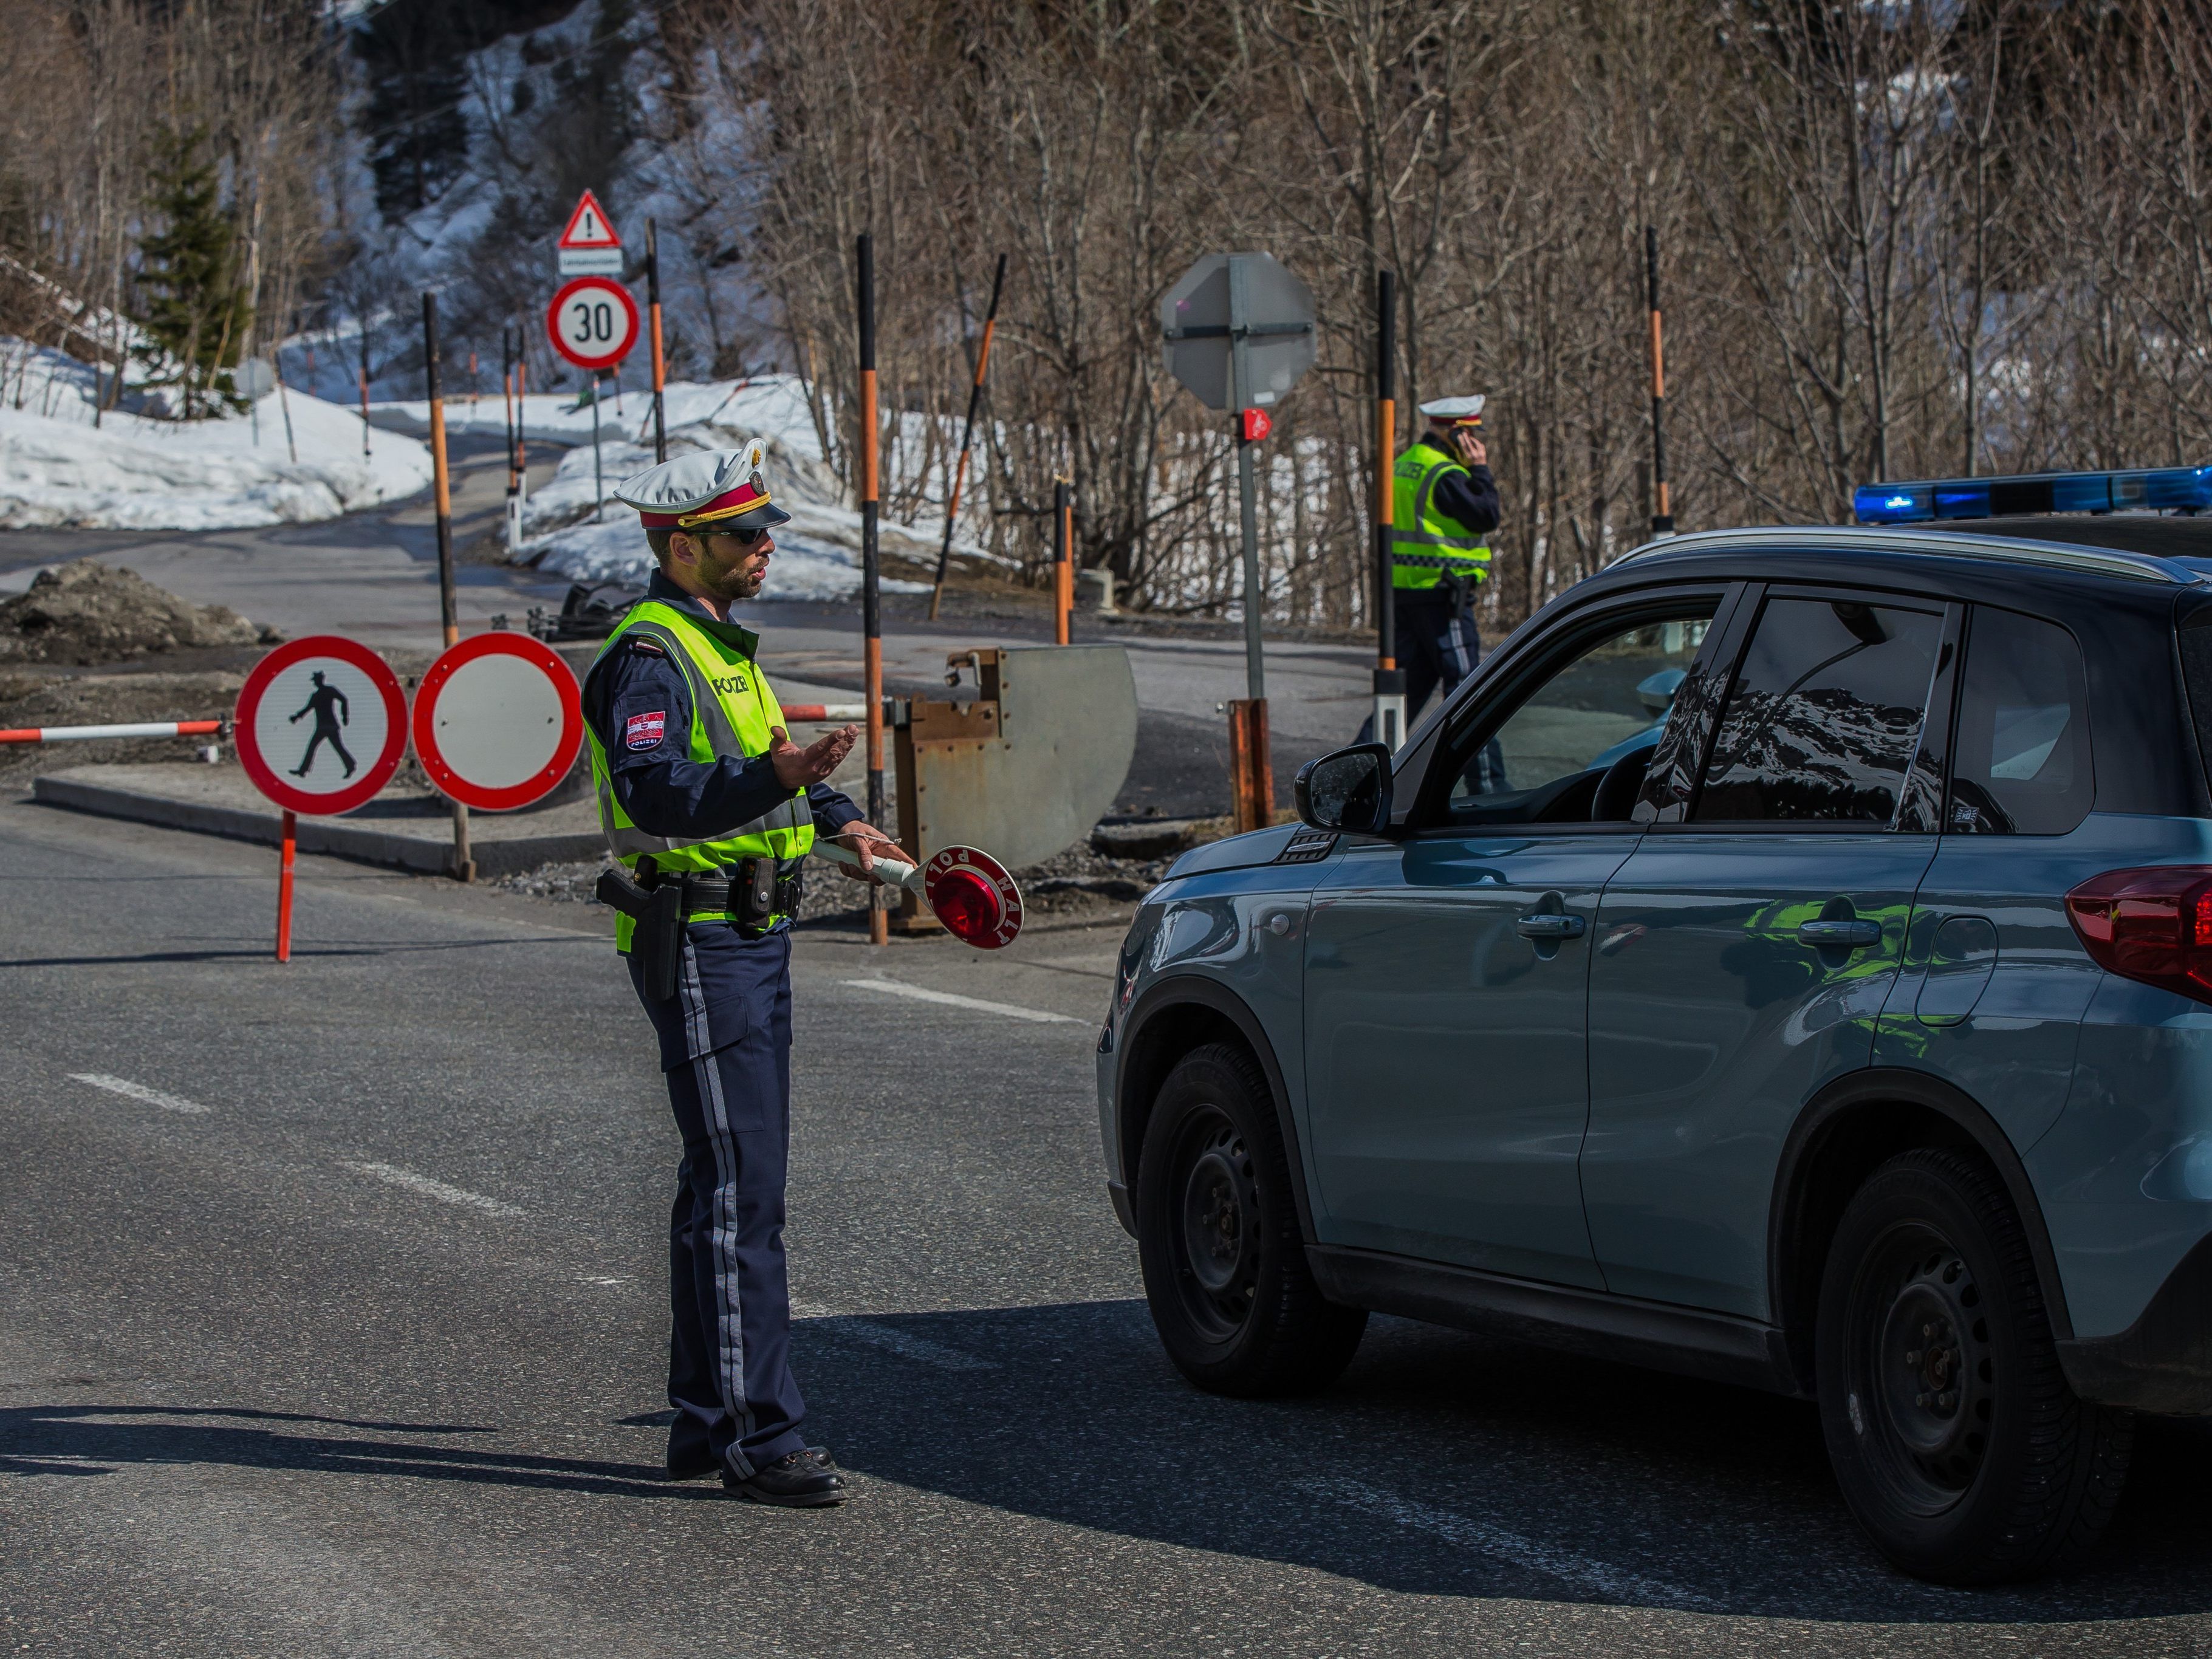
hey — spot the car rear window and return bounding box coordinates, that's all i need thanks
[1947,607,2092,835]
[1693,596,1944,825]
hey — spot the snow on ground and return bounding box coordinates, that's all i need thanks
[421,374,981,601]
[0,340,431,531]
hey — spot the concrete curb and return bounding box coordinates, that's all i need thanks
[32,774,604,878]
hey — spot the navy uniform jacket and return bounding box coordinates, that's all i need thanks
[1411,440,1503,541]
[581,572,865,848]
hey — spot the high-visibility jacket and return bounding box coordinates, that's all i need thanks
[1390,439,1493,590]
[586,598,813,945]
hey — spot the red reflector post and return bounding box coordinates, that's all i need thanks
[2065,866,2212,1005]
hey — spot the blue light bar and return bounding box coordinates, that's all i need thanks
[1853,466,2212,525]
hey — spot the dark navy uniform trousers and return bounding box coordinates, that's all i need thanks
[628,922,807,1479]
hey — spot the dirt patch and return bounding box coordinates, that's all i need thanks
[0,558,275,666]
[492,834,1177,933]
[0,669,244,780]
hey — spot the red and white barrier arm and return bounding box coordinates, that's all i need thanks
[0,719,225,745]
[778,704,868,722]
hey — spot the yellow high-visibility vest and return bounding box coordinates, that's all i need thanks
[1389,439,1492,590]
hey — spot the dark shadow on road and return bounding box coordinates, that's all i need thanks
[0,1403,705,1502]
[788,1300,2212,1627]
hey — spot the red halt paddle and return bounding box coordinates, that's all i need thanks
[812,841,1025,949]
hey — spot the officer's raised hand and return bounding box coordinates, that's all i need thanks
[767,722,856,787]
[1452,428,1488,469]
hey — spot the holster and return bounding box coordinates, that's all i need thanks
[595,858,684,1002]
[1439,568,1474,621]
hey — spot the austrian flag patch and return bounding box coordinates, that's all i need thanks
[625,710,667,750]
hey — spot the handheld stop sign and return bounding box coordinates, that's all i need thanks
[813,842,1026,949]
[412,633,584,812]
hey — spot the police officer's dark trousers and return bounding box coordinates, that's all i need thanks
[628,922,807,1479]
[1355,590,1489,741]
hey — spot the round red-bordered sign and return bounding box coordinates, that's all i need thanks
[546,276,640,372]
[235,636,408,816]
[411,632,584,813]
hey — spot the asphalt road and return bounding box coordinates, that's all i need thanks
[5,799,2211,1657]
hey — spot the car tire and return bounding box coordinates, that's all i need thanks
[1815,1147,2133,1584]
[1134,1042,1366,1397]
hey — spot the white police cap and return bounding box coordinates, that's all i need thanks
[612,439,793,531]
[1419,394,1486,425]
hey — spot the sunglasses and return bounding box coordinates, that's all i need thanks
[711,525,770,548]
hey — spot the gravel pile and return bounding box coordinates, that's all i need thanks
[491,835,1177,926]
[0,559,274,665]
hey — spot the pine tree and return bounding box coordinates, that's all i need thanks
[136,126,253,419]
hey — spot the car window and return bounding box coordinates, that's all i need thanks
[1694,596,1943,825]
[1442,611,1712,825]
[1948,607,2092,835]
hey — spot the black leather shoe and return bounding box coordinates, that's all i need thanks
[726,1448,847,1507]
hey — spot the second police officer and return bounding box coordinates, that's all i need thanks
[583,440,909,1508]
[1357,392,1504,743]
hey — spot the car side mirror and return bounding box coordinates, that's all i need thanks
[1294,744,1394,836]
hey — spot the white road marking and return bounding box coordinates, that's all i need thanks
[340,1161,525,1220]
[68,1073,209,1115]
[793,1302,999,1371]
[1306,1477,1721,1611]
[839,977,1084,1025]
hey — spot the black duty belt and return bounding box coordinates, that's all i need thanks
[594,855,805,1002]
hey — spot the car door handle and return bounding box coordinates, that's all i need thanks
[1515,913,1587,941]
[1798,918,1881,949]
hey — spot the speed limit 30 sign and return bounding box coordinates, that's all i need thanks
[546,276,639,372]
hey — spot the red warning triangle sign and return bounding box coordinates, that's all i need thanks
[558,190,621,250]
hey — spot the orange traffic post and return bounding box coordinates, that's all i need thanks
[928,252,1008,621]
[1054,476,1073,645]
[275,809,296,963]
[1647,225,1674,538]
[648,217,668,464]
[357,318,372,457]
[1227,700,1273,834]
[858,233,886,946]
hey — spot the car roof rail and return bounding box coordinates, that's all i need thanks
[1608,525,2202,587]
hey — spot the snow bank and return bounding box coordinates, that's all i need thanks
[498,375,974,602]
[0,340,432,531]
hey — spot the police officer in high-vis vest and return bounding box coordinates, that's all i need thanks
[584,442,906,1508]
[1356,394,1504,742]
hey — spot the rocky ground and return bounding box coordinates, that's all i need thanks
[492,830,1186,934]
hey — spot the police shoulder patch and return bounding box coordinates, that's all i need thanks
[625,710,668,750]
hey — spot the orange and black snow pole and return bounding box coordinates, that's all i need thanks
[423,292,473,883]
[648,217,668,464]
[357,316,372,457]
[1372,269,1403,748]
[1647,225,1673,538]
[928,252,1007,621]
[858,232,886,946]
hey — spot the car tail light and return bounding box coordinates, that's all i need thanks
[2064,866,2212,1005]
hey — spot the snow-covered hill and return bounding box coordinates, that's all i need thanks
[0,340,433,531]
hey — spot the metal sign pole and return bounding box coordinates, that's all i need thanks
[422,292,473,883]
[591,378,604,521]
[858,233,886,946]
[1228,255,1266,706]
[357,316,372,457]
[1055,476,1073,645]
[276,809,296,963]
[1374,270,1405,748]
